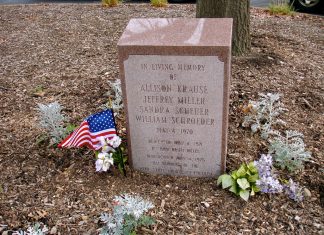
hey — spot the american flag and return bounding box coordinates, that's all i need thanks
[58,109,117,150]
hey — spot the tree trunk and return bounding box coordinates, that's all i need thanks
[196,0,250,56]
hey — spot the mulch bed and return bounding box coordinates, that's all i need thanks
[0,3,323,234]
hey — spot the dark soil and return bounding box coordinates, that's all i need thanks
[0,3,323,235]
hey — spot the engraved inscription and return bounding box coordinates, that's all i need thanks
[124,55,224,177]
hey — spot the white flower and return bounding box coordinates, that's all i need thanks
[97,136,114,153]
[108,135,122,148]
[96,153,114,172]
[102,145,114,153]
[98,136,106,147]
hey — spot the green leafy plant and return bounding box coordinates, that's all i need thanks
[102,0,119,7]
[217,162,260,201]
[65,123,77,134]
[112,141,128,176]
[33,85,45,97]
[269,130,311,172]
[150,0,168,7]
[269,0,295,15]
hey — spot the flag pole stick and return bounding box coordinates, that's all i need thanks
[108,97,113,109]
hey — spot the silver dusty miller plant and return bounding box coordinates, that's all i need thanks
[99,194,155,235]
[269,130,311,172]
[103,79,124,116]
[13,223,48,235]
[37,101,66,144]
[242,93,287,139]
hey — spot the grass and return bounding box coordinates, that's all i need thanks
[268,0,295,15]
[102,0,119,7]
[151,0,168,7]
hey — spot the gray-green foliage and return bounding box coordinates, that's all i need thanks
[37,102,66,144]
[217,162,260,201]
[269,130,311,172]
[104,80,123,116]
[14,223,48,235]
[242,93,287,139]
[99,194,155,235]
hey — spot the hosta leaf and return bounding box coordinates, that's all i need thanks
[231,170,238,180]
[236,164,247,177]
[229,183,239,195]
[216,175,224,186]
[237,178,250,190]
[248,174,259,183]
[252,184,261,193]
[217,174,233,189]
[247,162,258,174]
[239,189,250,201]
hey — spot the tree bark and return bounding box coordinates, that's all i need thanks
[196,0,250,56]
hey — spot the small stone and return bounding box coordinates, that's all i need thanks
[294,216,301,222]
[165,185,171,188]
[303,188,311,197]
[313,223,321,229]
[78,221,85,226]
[201,201,210,208]
[160,199,165,210]
[50,226,57,234]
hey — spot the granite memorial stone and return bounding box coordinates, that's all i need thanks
[118,18,232,177]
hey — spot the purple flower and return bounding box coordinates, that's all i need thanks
[255,154,283,193]
[254,154,273,178]
[284,179,304,202]
[256,176,283,193]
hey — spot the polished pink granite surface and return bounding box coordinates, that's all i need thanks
[118,18,233,47]
[118,18,232,178]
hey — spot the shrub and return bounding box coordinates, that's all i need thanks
[13,223,48,235]
[104,79,124,116]
[269,130,311,172]
[150,0,168,7]
[37,102,67,144]
[242,93,287,139]
[99,194,155,235]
